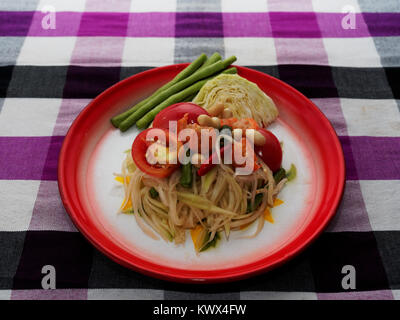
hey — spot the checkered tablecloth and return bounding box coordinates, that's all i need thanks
[0,0,399,300]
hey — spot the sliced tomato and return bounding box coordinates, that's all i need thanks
[131,128,181,178]
[152,102,210,129]
[254,128,282,172]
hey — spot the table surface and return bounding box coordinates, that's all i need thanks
[0,0,399,300]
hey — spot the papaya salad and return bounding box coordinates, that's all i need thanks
[111,53,296,253]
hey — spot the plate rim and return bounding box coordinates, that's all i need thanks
[58,64,345,283]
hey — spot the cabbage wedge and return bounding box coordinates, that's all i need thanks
[193,74,278,127]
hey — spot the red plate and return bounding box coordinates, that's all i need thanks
[58,64,345,283]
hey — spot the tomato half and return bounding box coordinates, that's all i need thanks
[254,128,282,172]
[131,128,181,178]
[152,102,210,129]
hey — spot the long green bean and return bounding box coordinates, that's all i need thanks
[179,160,193,188]
[197,52,221,70]
[135,67,237,129]
[110,53,207,127]
[181,53,222,103]
[119,56,236,132]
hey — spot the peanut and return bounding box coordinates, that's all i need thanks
[211,117,221,129]
[197,114,213,126]
[197,114,221,129]
[246,129,266,146]
[221,108,233,118]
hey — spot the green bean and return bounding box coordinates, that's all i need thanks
[273,168,287,184]
[184,93,198,102]
[247,193,263,213]
[111,94,153,128]
[197,52,221,70]
[221,55,237,68]
[180,53,222,103]
[173,53,208,82]
[119,56,237,132]
[179,161,193,188]
[120,58,232,131]
[182,53,222,102]
[135,67,237,129]
[181,53,221,104]
[135,81,208,129]
[110,53,207,127]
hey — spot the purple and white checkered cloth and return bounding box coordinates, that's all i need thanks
[0,0,399,300]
